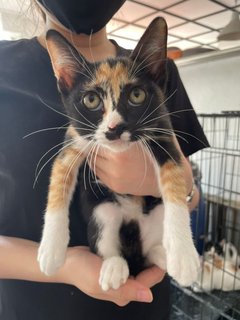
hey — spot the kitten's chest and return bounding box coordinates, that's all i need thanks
[115,195,143,221]
[116,195,165,247]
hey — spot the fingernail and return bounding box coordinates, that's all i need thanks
[137,290,152,303]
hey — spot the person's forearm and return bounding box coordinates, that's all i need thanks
[0,236,63,283]
[0,236,159,306]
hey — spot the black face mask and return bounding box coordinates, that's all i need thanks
[37,0,126,35]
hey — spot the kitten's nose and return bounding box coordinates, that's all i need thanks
[108,120,117,131]
[105,123,127,140]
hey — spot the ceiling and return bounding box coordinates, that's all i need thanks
[108,0,240,54]
[0,0,240,56]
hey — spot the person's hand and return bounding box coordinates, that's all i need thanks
[61,246,165,307]
[89,143,160,197]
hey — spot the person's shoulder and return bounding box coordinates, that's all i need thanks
[0,37,50,90]
[0,38,41,66]
[0,37,33,57]
[166,58,179,75]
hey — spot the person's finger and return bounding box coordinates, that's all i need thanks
[106,278,153,306]
[135,266,166,288]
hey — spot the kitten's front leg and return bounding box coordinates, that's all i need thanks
[92,202,129,291]
[38,144,85,276]
[159,160,200,286]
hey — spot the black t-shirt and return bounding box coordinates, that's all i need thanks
[0,37,209,320]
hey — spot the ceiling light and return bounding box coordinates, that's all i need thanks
[218,11,240,41]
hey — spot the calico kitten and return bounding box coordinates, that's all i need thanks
[204,239,240,267]
[193,240,240,292]
[38,17,200,290]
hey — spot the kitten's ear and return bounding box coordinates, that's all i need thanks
[46,30,86,94]
[131,17,167,86]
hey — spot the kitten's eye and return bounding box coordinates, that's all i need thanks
[129,87,146,106]
[83,92,103,110]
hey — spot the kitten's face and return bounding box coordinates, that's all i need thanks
[65,57,166,152]
[46,17,168,152]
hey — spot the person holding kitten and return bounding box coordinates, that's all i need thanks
[0,1,209,319]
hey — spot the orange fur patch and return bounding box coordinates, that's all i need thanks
[213,257,224,269]
[47,146,83,211]
[204,263,211,273]
[67,125,79,138]
[160,160,186,205]
[95,61,129,103]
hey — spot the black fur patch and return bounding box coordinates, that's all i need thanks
[119,220,145,276]
[143,196,163,214]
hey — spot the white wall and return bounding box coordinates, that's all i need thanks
[176,48,240,114]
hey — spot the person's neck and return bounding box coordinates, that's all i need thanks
[37,19,117,62]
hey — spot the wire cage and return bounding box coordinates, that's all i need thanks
[170,111,240,320]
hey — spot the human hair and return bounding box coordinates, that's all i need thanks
[28,0,46,22]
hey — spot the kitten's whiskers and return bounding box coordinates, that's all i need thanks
[89,143,105,195]
[35,139,73,178]
[142,127,189,144]
[37,95,96,130]
[135,139,148,191]
[83,141,100,198]
[139,90,177,125]
[73,103,97,129]
[33,139,75,188]
[143,133,177,164]
[23,124,69,139]
[63,138,93,198]
[136,95,153,125]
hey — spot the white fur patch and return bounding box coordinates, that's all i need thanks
[120,131,131,142]
[73,135,92,153]
[94,197,200,289]
[140,204,164,256]
[94,202,130,291]
[94,199,166,290]
[94,110,132,152]
[94,202,123,258]
[147,244,167,270]
[115,195,142,221]
[38,209,69,276]
[107,110,123,130]
[163,202,200,286]
[99,256,129,291]
[193,259,240,292]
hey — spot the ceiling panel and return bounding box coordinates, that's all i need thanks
[1,0,240,56]
[106,20,126,33]
[136,0,182,10]
[137,11,185,28]
[197,10,233,29]
[169,39,197,50]
[113,1,155,22]
[191,31,219,44]
[107,0,240,54]
[165,0,224,20]
[216,0,239,7]
[112,24,145,40]
[170,22,210,38]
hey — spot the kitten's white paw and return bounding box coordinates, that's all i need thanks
[37,237,68,276]
[165,240,200,286]
[99,256,129,291]
[147,245,167,270]
[37,211,69,276]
